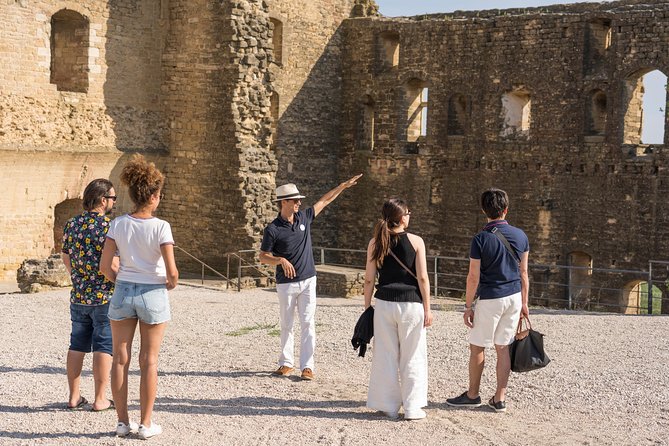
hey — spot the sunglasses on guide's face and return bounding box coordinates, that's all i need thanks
[104,196,117,201]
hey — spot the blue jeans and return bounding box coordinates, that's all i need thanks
[69,303,112,355]
[108,280,171,324]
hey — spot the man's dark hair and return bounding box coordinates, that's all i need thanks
[83,178,114,211]
[481,188,509,219]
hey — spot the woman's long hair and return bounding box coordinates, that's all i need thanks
[371,198,409,268]
[120,154,164,210]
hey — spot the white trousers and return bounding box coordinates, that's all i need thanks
[367,299,427,413]
[276,276,317,371]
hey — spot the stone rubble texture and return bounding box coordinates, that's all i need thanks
[0,0,668,311]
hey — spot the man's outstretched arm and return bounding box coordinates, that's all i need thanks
[313,174,363,217]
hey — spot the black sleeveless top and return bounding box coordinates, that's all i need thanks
[374,232,422,303]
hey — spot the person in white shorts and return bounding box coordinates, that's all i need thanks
[446,188,529,413]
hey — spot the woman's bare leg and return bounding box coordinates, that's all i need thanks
[138,321,167,427]
[110,319,137,424]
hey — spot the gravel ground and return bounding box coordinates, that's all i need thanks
[0,284,668,446]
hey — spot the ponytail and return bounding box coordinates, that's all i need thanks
[370,197,409,267]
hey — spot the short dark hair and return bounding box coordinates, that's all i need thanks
[83,178,114,211]
[481,188,509,219]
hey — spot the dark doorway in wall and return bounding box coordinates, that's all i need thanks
[567,251,592,309]
[586,89,607,136]
[270,18,284,65]
[50,9,90,92]
[53,198,83,254]
[447,94,468,136]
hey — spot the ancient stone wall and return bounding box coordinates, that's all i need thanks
[269,0,361,248]
[0,0,168,279]
[335,0,669,308]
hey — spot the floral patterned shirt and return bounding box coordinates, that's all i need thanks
[62,211,114,305]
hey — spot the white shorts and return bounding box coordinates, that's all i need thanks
[468,292,522,348]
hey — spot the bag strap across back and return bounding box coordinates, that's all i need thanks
[489,226,521,267]
[388,250,418,281]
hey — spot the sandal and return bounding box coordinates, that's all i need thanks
[91,399,115,412]
[66,396,88,411]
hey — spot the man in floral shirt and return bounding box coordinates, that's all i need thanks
[61,178,118,411]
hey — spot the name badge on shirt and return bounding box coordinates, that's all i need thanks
[299,224,306,231]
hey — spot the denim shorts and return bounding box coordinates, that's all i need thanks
[70,303,112,355]
[108,280,171,324]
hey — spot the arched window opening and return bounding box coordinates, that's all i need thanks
[357,95,374,151]
[50,9,89,93]
[622,280,662,315]
[378,31,399,70]
[270,18,284,65]
[447,94,468,136]
[406,79,428,143]
[623,69,667,145]
[586,89,607,136]
[500,88,531,138]
[53,198,83,253]
[584,19,611,73]
[567,251,592,310]
[270,92,279,149]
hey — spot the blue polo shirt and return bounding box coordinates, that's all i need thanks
[470,220,529,299]
[260,207,317,284]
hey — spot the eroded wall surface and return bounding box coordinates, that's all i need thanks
[336,0,669,307]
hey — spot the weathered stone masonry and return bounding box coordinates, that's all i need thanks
[1,0,668,312]
[335,0,669,310]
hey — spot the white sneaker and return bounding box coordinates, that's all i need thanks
[116,421,139,437]
[138,423,163,440]
[404,409,427,420]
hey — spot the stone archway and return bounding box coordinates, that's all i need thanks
[622,280,662,315]
[53,198,83,254]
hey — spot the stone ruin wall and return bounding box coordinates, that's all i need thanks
[269,0,360,249]
[334,0,669,309]
[0,0,168,280]
[0,0,359,279]
[2,0,669,311]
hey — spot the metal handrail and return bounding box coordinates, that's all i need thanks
[174,245,230,286]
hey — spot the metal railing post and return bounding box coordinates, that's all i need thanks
[433,257,438,297]
[201,263,204,285]
[226,254,230,289]
[238,253,242,292]
[320,247,325,265]
[648,261,653,314]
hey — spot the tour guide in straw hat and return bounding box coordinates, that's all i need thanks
[260,175,362,380]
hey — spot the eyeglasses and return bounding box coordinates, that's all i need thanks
[104,196,117,201]
[404,211,411,216]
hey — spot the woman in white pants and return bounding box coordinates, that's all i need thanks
[363,198,433,420]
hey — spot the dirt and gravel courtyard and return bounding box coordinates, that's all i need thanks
[0,284,667,445]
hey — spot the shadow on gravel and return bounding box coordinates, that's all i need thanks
[154,396,371,419]
[0,431,110,440]
[158,370,271,378]
[0,365,70,375]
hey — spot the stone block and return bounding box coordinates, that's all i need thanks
[316,264,364,298]
[16,254,71,294]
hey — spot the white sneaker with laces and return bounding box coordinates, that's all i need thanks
[138,423,163,440]
[116,421,139,437]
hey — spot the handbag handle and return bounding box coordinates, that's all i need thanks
[388,249,418,281]
[515,316,532,339]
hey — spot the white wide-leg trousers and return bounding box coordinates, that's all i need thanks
[276,276,317,371]
[367,299,427,414]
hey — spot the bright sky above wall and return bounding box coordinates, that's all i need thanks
[375,0,666,144]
